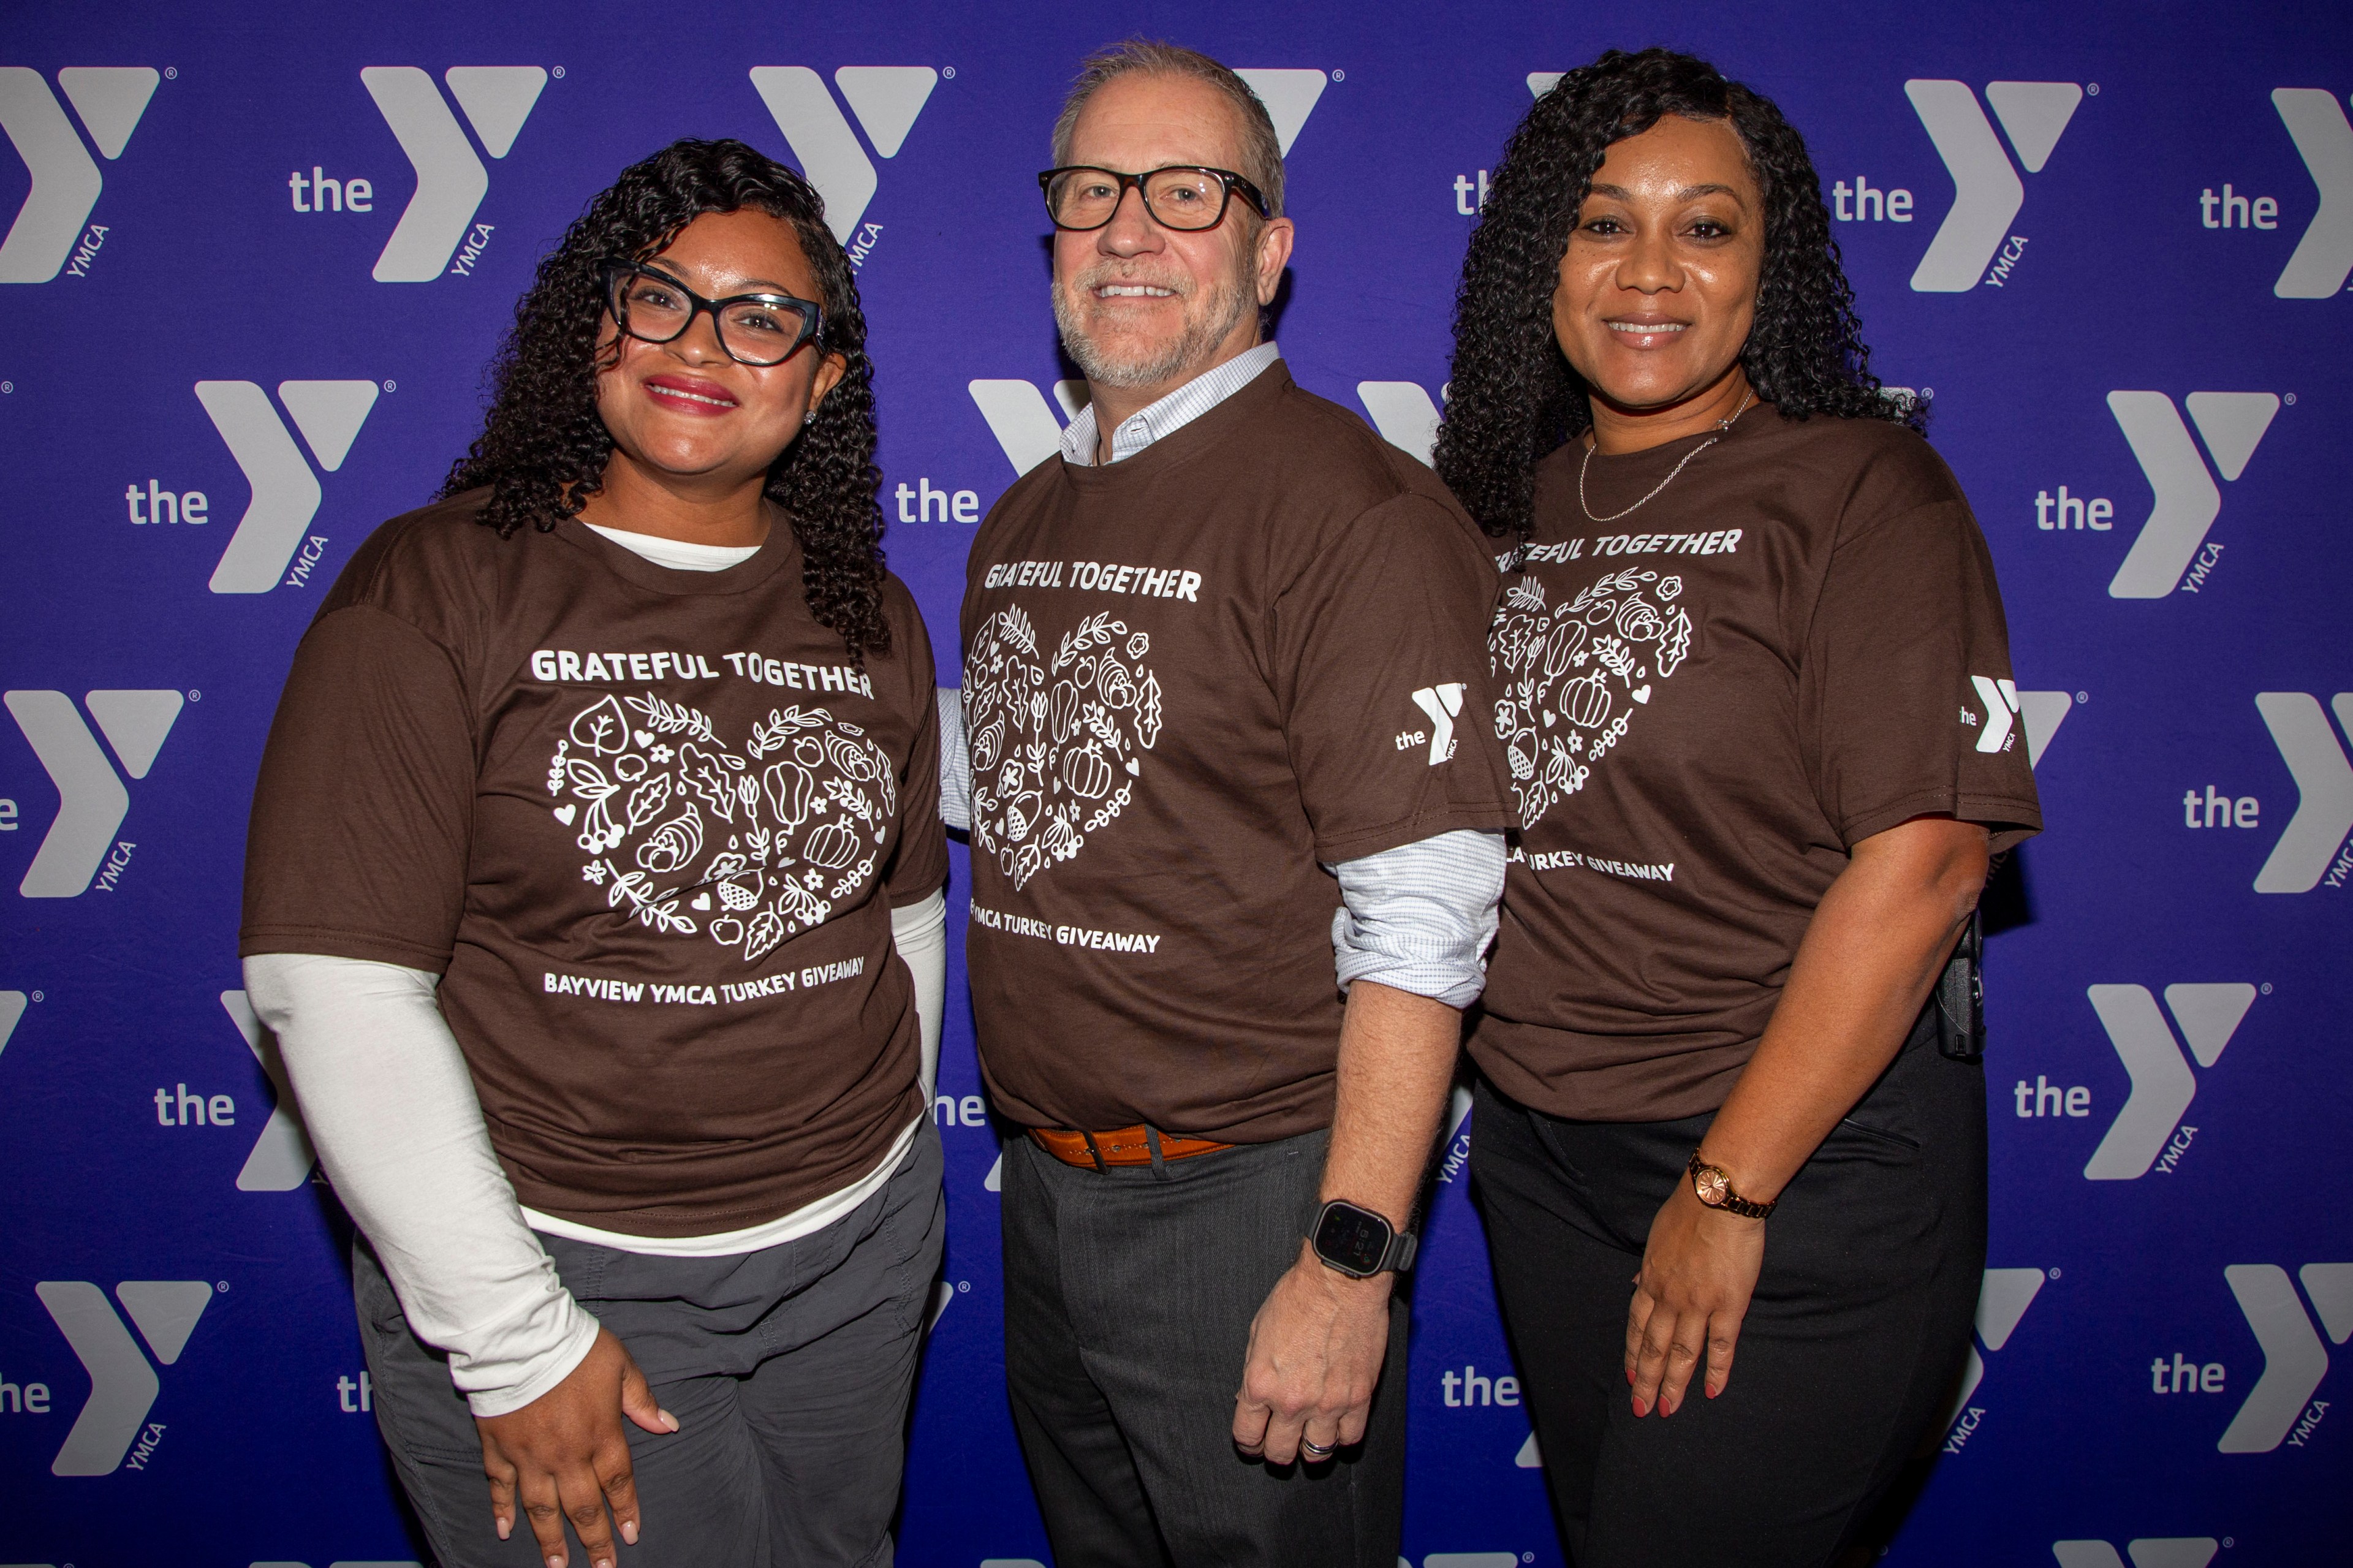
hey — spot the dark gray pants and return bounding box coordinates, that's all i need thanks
[1472,1006,1985,1567]
[1000,1127,1408,1568]
[355,1122,944,1568]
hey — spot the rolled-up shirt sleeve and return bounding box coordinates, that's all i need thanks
[1327,828,1506,1009]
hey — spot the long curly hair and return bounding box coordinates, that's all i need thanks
[1434,48,1922,548]
[442,137,889,661]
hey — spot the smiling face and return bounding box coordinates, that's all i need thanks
[593,208,845,504]
[1551,115,1765,444]
[1050,71,1293,398]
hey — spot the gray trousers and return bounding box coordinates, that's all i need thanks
[1000,1127,1408,1568]
[354,1122,944,1568]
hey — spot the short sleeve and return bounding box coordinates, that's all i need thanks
[1801,498,2044,853]
[240,605,479,969]
[1271,496,1514,863]
[883,598,950,905]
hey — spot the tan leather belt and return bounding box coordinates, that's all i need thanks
[1029,1124,1232,1171]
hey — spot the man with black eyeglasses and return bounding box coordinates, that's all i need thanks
[947,40,1512,1568]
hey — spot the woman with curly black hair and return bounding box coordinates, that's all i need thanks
[238,140,949,1567]
[1441,50,2041,1564]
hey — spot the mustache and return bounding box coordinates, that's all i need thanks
[1064,262,1195,298]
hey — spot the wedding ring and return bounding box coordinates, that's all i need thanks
[1299,1438,1336,1460]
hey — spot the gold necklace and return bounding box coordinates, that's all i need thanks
[1577,389,1754,524]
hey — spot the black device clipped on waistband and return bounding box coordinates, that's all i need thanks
[1934,909,1986,1062]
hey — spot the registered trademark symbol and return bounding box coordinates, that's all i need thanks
[1,381,12,393]
[942,67,956,80]
[382,379,397,392]
[2283,393,2296,405]
[188,689,201,702]
[2075,691,2088,703]
[1331,70,1346,83]
[1920,386,1934,400]
[29,991,41,1003]
[216,1281,229,1292]
[2223,1539,2234,1549]
[164,67,178,80]
[2086,83,2099,96]
[957,1279,971,1293]
[2048,1268,2062,1279]
[2260,983,2273,994]
[551,67,566,80]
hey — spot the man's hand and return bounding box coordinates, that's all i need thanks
[1625,1180,1765,1418]
[1232,1243,1393,1464]
[474,1327,678,1568]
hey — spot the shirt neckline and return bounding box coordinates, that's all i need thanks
[557,502,801,596]
[1053,361,1296,490]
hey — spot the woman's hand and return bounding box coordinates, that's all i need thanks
[474,1327,678,1568]
[1626,1177,1766,1417]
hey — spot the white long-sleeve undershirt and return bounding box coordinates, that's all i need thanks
[243,889,946,1417]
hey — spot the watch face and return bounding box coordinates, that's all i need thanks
[1314,1203,1392,1274]
[1694,1167,1728,1205]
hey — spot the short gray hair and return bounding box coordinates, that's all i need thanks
[1050,40,1286,219]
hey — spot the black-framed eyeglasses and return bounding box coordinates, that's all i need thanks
[599,260,825,368]
[1039,165,1270,233]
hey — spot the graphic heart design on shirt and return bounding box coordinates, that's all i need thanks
[964,605,1162,891]
[546,691,896,961]
[1490,569,1692,830]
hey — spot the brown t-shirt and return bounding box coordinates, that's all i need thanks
[1471,409,2042,1123]
[959,364,1513,1141]
[240,491,947,1237]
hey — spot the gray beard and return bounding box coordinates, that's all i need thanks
[1053,265,1256,391]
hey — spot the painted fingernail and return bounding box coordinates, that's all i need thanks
[497,1519,511,1541]
[1624,1367,1635,1385]
[659,1407,680,1431]
[622,1521,639,1545]
[1631,1396,1650,1417]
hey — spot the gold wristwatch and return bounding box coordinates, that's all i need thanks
[1688,1153,1777,1219]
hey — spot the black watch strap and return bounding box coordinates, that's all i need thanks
[1309,1199,1419,1278]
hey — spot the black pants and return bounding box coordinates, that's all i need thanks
[1471,1007,1984,1567]
[1000,1127,1407,1568]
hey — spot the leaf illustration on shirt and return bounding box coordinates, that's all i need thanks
[548,692,893,960]
[964,604,1159,890]
[1490,569,1694,830]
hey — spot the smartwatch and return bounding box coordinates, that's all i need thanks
[1309,1199,1419,1279]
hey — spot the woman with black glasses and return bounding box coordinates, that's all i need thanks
[240,140,948,1568]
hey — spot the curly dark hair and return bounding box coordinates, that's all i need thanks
[1434,47,1922,548]
[442,137,889,661]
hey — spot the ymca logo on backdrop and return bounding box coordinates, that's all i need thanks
[969,379,1090,475]
[0,66,156,282]
[34,1279,211,1475]
[361,66,547,281]
[2082,983,2255,1180]
[2253,691,2353,893]
[2219,1262,2350,1452]
[1941,1267,2045,1452]
[218,990,319,1192]
[2102,391,2279,599]
[750,67,939,246]
[1902,80,2082,291]
[1357,381,1441,466]
[196,378,379,594]
[2270,88,2353,298]
[4,689,182,898]
[2053,1542,2219,1568]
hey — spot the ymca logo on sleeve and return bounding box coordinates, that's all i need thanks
[1488,570,1692,829]
[362,66,547,282]
[963,605,1162,890]
[0,66,157,283]
[4,689,182,898]
[550,692,894,961]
